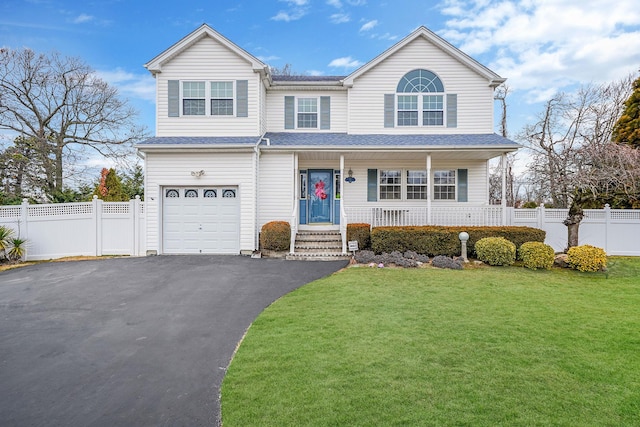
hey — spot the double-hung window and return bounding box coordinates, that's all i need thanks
[379,170,402,200]
[434,170,456,200]
[211,82,234,116]
[423,95,444,126]
[297,98,318,128]
[397,95,418,126]
[407,170,428,199]
[182,81,205,116]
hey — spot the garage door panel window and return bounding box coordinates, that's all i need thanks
[222,189,236,198]
[204,189,217,198]
[166,189,179,198]
[185,189,198,198]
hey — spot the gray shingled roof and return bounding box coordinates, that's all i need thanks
[136,133,521,149]
[271,75,346,82]
[263,133,520,148]
[137,136,260,146]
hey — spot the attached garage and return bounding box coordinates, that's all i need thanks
[162,186,240,254]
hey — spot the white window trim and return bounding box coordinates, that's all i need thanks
[373,169,460,201]
[433,169,457,201]
[296,97,319,129]
[180,80,236,117]
[395,94,446,127]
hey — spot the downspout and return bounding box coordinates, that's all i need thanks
[254,136,264,251]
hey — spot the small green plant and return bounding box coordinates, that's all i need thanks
[0,225,15,260]
[519,241,555,270]
[260,221,291,251]
[567,245,607,272]
[475,237,516,266]
[6,237,27,261]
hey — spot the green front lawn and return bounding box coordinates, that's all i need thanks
[222,259,640,426]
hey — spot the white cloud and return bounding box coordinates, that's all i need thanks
[72,14,94,24]
[97,68,155,103]
[307,70,325,76]
[271,7,307,21]
[346,0,366,5]
[327,0,342,7]
[330,13,350,24]
[437,0,640,95]
[359,19,378,32]
[328,56,364,68]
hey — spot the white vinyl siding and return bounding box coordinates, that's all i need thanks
[266,91,348,132]
[257,152,295,228]
[156,36,261,137]
[347,37,494,134]
[144,151,256,254]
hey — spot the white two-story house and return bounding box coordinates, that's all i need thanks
[136,24,520,257]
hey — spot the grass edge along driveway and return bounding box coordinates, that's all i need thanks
[222,258,640,426]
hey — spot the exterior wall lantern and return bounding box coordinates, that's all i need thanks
[345,168,355,183]
[459,231,469,263]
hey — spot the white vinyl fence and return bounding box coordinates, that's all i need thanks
[0,196,145,261]
[508,205,640,256]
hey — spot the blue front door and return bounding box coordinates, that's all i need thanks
[308,169,333,223]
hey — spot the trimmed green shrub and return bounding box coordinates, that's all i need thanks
[347,223,371,250]
[260,221,291,251]
[475,237,516,266]
[370,226,544,257]
[567,245,607,272]
[519,241,555,270]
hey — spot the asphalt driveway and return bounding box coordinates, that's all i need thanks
[0,256,347,426]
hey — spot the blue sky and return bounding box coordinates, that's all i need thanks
[2,0,639,143]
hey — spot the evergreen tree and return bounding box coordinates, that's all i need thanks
[613,75,640,148]
[93,168,128,201]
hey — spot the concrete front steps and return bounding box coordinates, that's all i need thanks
[286,231,350,261]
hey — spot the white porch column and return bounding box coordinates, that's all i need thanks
[340,154,347,254]
[426,153,432,225]
[290,153,299,254]
[501,153,507,225]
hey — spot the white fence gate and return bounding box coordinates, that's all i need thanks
[0,196,145,261]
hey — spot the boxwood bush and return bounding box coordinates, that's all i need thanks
[567,245,607,272]
[475,237,516,266]
[519,241,555,270]
[370,226,544,257]
[347,223,371,250]
[260,221,291,251]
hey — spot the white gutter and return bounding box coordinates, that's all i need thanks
[253,135,265,251]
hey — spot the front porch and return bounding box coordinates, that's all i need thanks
[287,149,512,257]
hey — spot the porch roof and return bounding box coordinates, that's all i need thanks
[135,136,260,150]
[262,132,520,150]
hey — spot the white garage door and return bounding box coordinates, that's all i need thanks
[163,187,240,254]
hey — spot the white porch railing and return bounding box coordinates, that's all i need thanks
[345,206,504,227]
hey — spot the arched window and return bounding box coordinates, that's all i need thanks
[396,69,445,127]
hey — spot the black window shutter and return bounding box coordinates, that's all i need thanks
[284,96,295,129]
[236,80,248,117]
[457,168,468,202]
[168,80,179,117]
[367,169,378,202]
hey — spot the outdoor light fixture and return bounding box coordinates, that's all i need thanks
[191,170,205,178]
[345,168,356,183]
[459,231,469,263]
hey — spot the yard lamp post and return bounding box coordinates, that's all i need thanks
[459,232,469,263]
